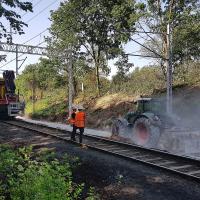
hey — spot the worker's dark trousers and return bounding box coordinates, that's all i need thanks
[78,127,84,144]
[71,126,84,143]
[71,125,76,141]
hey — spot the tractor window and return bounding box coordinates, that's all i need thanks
[137,100,151,113]
[136,99,166,113]
[150,101,165,113]
[136,101,144,113]
[142,100,165,114]
[143,101,152,112]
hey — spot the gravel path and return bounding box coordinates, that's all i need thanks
[16,116,112,137]
[0,122,200,200]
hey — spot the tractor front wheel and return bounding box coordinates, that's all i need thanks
[111,119,127,137]
[132,117,160,148]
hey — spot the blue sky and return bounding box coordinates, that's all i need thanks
[0,0,153,77]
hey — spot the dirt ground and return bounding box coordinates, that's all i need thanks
[1,122,200,200]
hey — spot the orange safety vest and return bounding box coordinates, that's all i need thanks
[68,111,76,125]
[75,111,85,128]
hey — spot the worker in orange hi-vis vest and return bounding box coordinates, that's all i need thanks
[67,106,77,141]
[74,105,86,144]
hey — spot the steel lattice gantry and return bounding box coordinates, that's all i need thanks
[0,42,47,56]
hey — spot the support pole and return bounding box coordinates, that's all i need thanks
[32,72,35,114]
[16,44,18,76]
[68,48,73,117]
[166,23,173,114]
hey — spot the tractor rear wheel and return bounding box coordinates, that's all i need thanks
[132,117,160,148]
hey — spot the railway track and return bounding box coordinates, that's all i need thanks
[2,119,200,183]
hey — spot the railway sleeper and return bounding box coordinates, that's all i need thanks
[169,165,193,170]
[134,154,154,159]
[156,161,177,166]
[146,157,164,162]
[185,170,200,175]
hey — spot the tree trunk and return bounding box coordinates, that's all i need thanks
[68,48,74,117]
[95,63,100,96]
[32,80,35,114]
[95,48,101,97]
[40,90,43,99]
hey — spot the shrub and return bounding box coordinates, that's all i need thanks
[0,145,94,200]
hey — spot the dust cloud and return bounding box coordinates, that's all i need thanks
[157,88,200,158]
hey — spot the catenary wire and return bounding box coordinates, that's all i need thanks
[0,40,47,69]
[0,0,58,68]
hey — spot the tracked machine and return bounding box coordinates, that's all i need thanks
[0,70,24,118]
[111,97,176,148]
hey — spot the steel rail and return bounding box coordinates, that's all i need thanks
[2,119,200,183]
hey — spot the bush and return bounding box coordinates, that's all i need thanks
[0,145,95,200]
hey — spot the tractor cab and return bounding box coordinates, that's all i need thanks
[134,98,166,114]
[125,98,165,124]
[134,98,152,113]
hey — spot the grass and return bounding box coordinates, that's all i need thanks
[25,88,68,120]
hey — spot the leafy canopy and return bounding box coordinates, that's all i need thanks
[49,0,145,95]
[50,0,145,55]
[142,0,200,65]
[0,0,32,41]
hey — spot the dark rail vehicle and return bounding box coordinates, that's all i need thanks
[0,70,23,118]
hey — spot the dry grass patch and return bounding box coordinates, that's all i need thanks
[93,93,135,110]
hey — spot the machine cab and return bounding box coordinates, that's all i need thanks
[134,98,165,114]
[0,70,24,117]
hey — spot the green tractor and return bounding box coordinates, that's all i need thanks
[111,97,174,148]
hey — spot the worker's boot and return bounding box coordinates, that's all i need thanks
[81,144,87,149]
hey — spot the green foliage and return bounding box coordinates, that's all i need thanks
[50,0,144,52]
[142,0,200,67]
[0,0,32,41]
[86,187,100,200]
[129,67,165,94]
[115,54,133,75]
[25,87,67,118]
[0,145,93,200]
[16,64,37,101]
[36,58,65,89]
[16,57,200,122]
[16,58,67,102]
[18,66,110,119]
[77,70,110,97]
[49,0,145,95]
[111,62,200,95]
[111,66,165,95]
[174,62,200,85]
[112,54,134,87]
[173,12,200,64]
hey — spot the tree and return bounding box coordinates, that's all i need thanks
[16,58,66,100]
[16,64,38,102]
[49,0,145,96]
[0,0,32,42]
[115,54,133,77]
[140,0,200,74]
[36,58,63,91]
[111,53,133,90]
